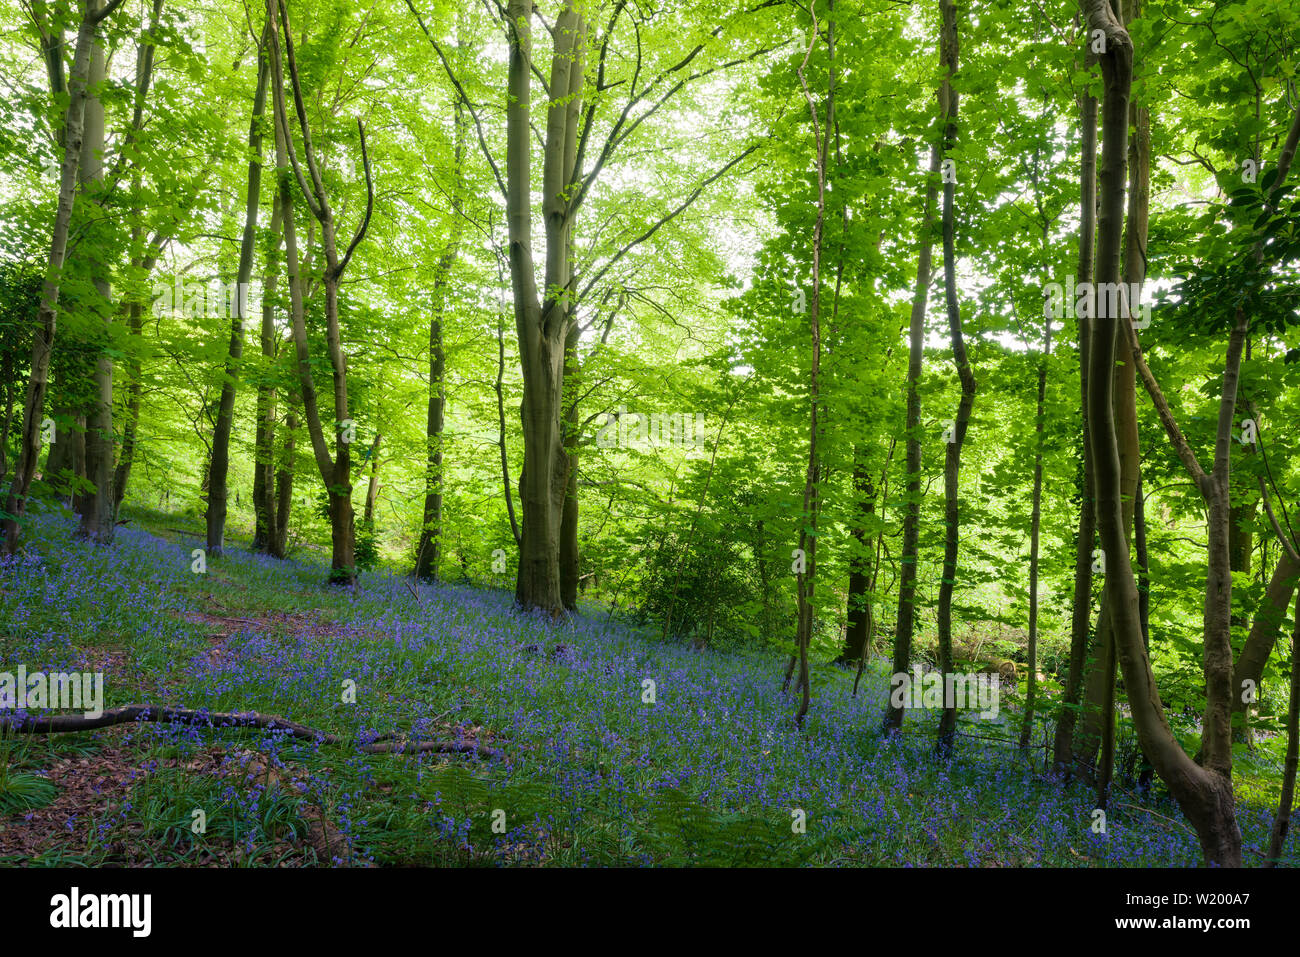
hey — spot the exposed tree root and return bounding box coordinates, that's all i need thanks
[0,704,504,759]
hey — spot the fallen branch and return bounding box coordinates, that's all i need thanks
[1115,801,1195,836]
[0,704,504,759]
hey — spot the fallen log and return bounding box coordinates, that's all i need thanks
[0,704,503,759]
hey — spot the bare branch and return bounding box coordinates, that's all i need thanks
[335,118,373,278]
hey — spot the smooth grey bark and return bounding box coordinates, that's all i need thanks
[73,2,114,544]
[2,0,122,552]
[504,0,586,615]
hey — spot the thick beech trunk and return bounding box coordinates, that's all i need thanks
[507,0,586,615]
[2,3,107,552]
[74,12,114,544]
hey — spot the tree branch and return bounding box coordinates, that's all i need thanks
[1,704,505,758]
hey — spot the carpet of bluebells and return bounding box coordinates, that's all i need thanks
[1,511,1294,867]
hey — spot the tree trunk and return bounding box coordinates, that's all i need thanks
[74,1,114,544]
[507,0,585,616]
[363,433,381,527]
[206,34,269,557]
[495,252,521,551]
[2,3,102,553]
[414,285,448,580]
[558,319,581,611]
[1087,0,1241,865]
[271,410,296,559]
[1019,345,1049,749]
[113,261,157,520]
[43,394,86,506]
[934,0,973,756]
[1135,471,1154,791]
[1075,0,1150,797]
[266,0,373,585]
[108,0,164,523]
[1052,33,1100,777]
[414,102,465,580]
[790,0,833,729]
[885,141,942,734]
[252,200,285,552]
[839,450,875,664]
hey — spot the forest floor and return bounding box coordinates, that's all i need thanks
[0,507,1294,867]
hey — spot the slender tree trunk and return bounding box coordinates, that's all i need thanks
[206,33,269,557]
[43,388,86,507]
[415,103,465,580]
[414,277,448,579]
[266,0,372,585]
[108,0,164,522]
[112,261,157,519]
[271,410,296,558]
[0,351,14,485]
[495,261,521,550]
[934,0,973,756]
[252,200,284,552]
[1020,339,1050,749]
[885,141,942,734]
[789,0,836,729]
[363,433,381,527]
